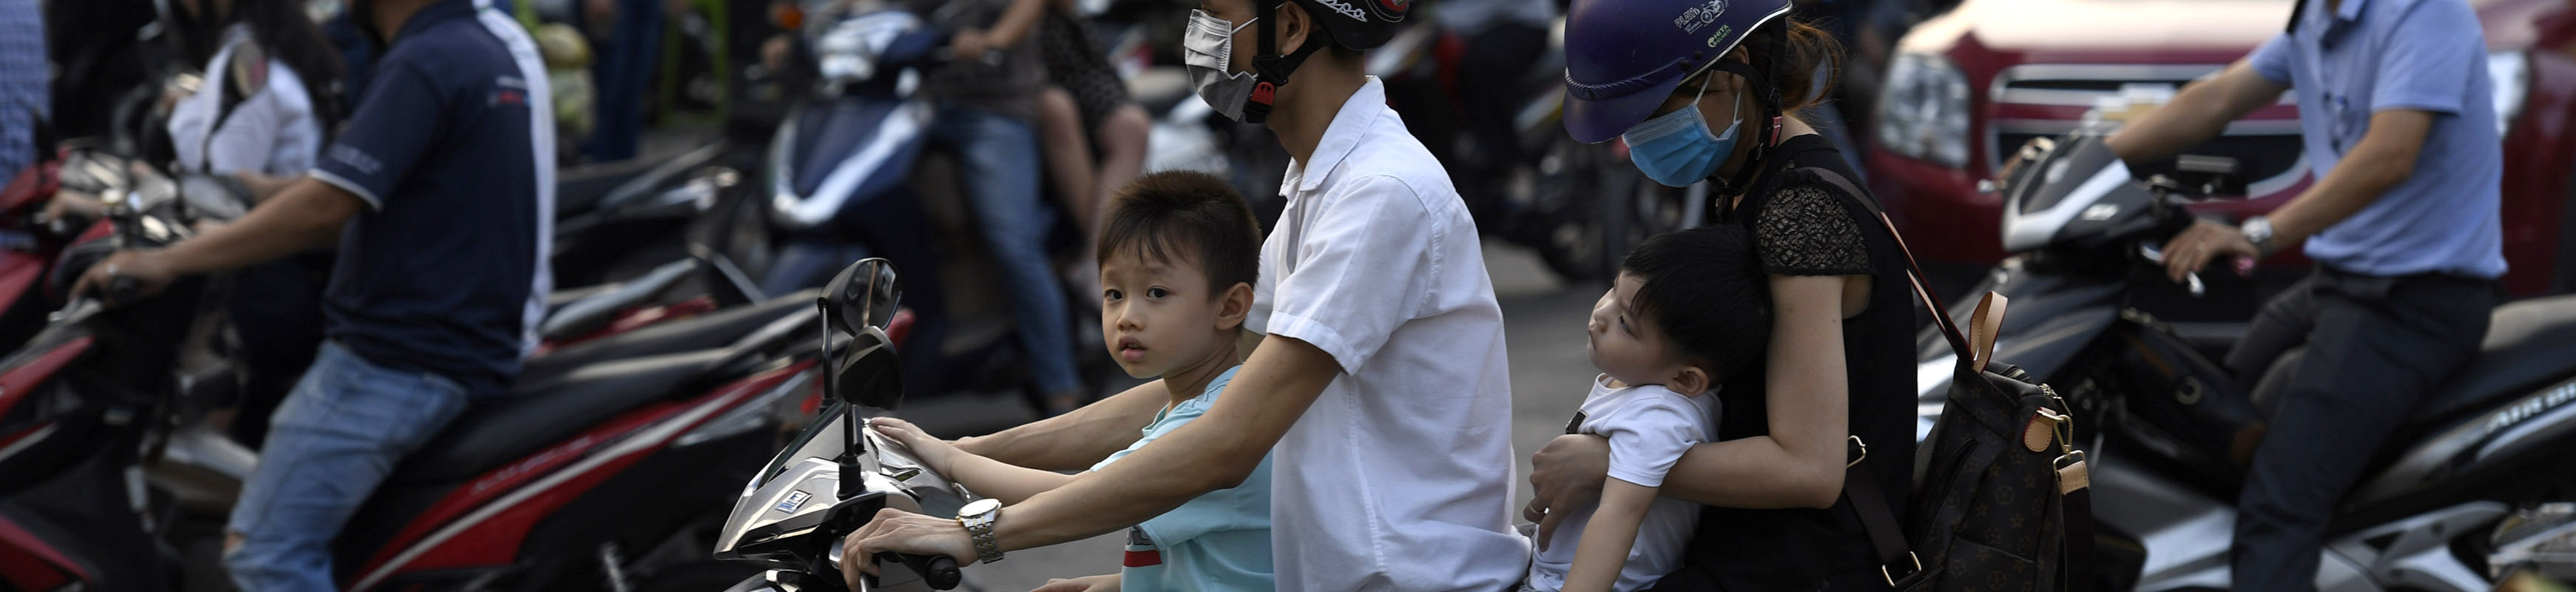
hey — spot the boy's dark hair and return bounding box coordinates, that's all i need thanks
[1622,224,1773,380]
[1099,171,1264,295]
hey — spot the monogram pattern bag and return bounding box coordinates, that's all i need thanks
[1840,211,2099,592]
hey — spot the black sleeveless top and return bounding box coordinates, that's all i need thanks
[1646,135,1919,591]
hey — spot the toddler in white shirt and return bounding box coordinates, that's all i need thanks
[1525,224,1773,592]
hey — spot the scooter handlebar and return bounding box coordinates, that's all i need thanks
[874,552,962,590]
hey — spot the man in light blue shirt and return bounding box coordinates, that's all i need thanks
[2104,0,2502,586]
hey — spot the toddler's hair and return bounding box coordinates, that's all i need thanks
[1621,224,1774,380]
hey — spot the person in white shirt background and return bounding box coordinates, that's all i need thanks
[841,0,1531,588]
[46,0,346,449]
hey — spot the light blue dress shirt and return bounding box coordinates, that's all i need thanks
[2248,0,2506,278]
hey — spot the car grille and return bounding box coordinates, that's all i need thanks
[1989,64,2310,197]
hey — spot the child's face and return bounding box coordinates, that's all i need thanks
[1588,272,1698,389]
[1100,250,1244,379]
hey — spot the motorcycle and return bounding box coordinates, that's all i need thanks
[1915,125,2576,590]
[710,257,973,592]
[0,161,848,591]
[741,4,1107,414]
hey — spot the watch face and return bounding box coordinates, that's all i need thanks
[961,498,1002,518]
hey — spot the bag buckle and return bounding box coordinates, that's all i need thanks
[1880,551,1922,587]
[1847,435,1868,468]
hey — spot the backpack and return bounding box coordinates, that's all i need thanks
[1841,213,2101,592]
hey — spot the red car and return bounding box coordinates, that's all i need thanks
[1867,0,2576,298]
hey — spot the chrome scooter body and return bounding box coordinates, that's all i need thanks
[713,258,973,592]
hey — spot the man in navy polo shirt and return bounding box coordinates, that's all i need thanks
[75,0,553,588]
[2104,0,2503,587]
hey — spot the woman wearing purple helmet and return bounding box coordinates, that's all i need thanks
[1526,0,1920,589]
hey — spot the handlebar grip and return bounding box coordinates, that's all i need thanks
[104,275,143,303]
[874,553,961,590]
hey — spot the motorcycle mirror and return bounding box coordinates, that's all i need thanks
[830,326,906,409]
[820,258,900,336]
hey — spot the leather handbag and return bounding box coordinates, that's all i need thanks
[1840,211,2100,592]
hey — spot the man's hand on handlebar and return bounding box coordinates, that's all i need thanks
[841,507,977,585]
[2158,219,2259,283]
[70,250,177,305]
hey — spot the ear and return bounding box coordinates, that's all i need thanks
[1275,1,1315,58]
[1215,282,1255,331]
[1668,365,1713,397]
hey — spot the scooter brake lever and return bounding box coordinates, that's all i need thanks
[2137,244,2209,298]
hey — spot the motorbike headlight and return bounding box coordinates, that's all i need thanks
[2490,50,2529,139]
[1877,52,1973,169]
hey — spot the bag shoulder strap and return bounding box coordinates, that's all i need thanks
[1845,437,1921,587]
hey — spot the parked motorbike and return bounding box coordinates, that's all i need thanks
[0,161,847,591]
[1915,126,2576,590]
[711,258,973,592]
[742,5,1107,414]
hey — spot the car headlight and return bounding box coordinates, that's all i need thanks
[2490,50,2529,139]
[1877,52,1973,169]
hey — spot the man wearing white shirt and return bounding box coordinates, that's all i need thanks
[843,0,1529,588]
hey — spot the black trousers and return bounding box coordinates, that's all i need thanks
[2223,266,2494,591]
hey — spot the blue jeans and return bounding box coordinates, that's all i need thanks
[583,0,663,162]
[225,342,473,592]
[930,105,1080,394]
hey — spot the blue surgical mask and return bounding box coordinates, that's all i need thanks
[1622,78,1743,188]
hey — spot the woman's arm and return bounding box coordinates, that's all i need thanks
[1561,480,1659,592]
[1530,275,1855,514]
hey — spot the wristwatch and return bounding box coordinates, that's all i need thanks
[2241,215,2277,257]
[956,498,1005,564]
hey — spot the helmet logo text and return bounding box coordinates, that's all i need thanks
[1676,0,1727,33]
[1704,24,1733,47]
[1312,0,1369,21]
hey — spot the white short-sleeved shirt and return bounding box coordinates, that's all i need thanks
[166,24,326,177]
[1524,376,1720,592]
[1245,76,1528,591]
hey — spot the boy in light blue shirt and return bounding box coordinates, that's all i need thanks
[870,170,1274,591]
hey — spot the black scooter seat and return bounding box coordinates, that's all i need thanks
[519,289,818,386]
[391,349,735,485]
[2416,295,2576,426]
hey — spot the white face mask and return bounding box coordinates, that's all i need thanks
[1182,9,1261,122]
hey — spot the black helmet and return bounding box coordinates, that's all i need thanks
[1235,0,1409,122]
[1287,0,1409,50]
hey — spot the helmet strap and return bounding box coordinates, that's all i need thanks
[1705,57,1787,220]
[1246,1,1324,124]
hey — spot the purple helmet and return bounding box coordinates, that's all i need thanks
[1561,0,1794,144]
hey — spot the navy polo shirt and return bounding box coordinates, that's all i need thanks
[311,0,555,397]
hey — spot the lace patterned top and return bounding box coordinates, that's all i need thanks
[1754,180,1873,277]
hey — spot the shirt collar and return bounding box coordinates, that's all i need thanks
[1281,76,1389,196]
[2332,0,2367,23]
[392,0,477,44]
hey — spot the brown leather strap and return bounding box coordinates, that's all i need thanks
[1969,292,2009,373]
[1877,212,1972,362]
